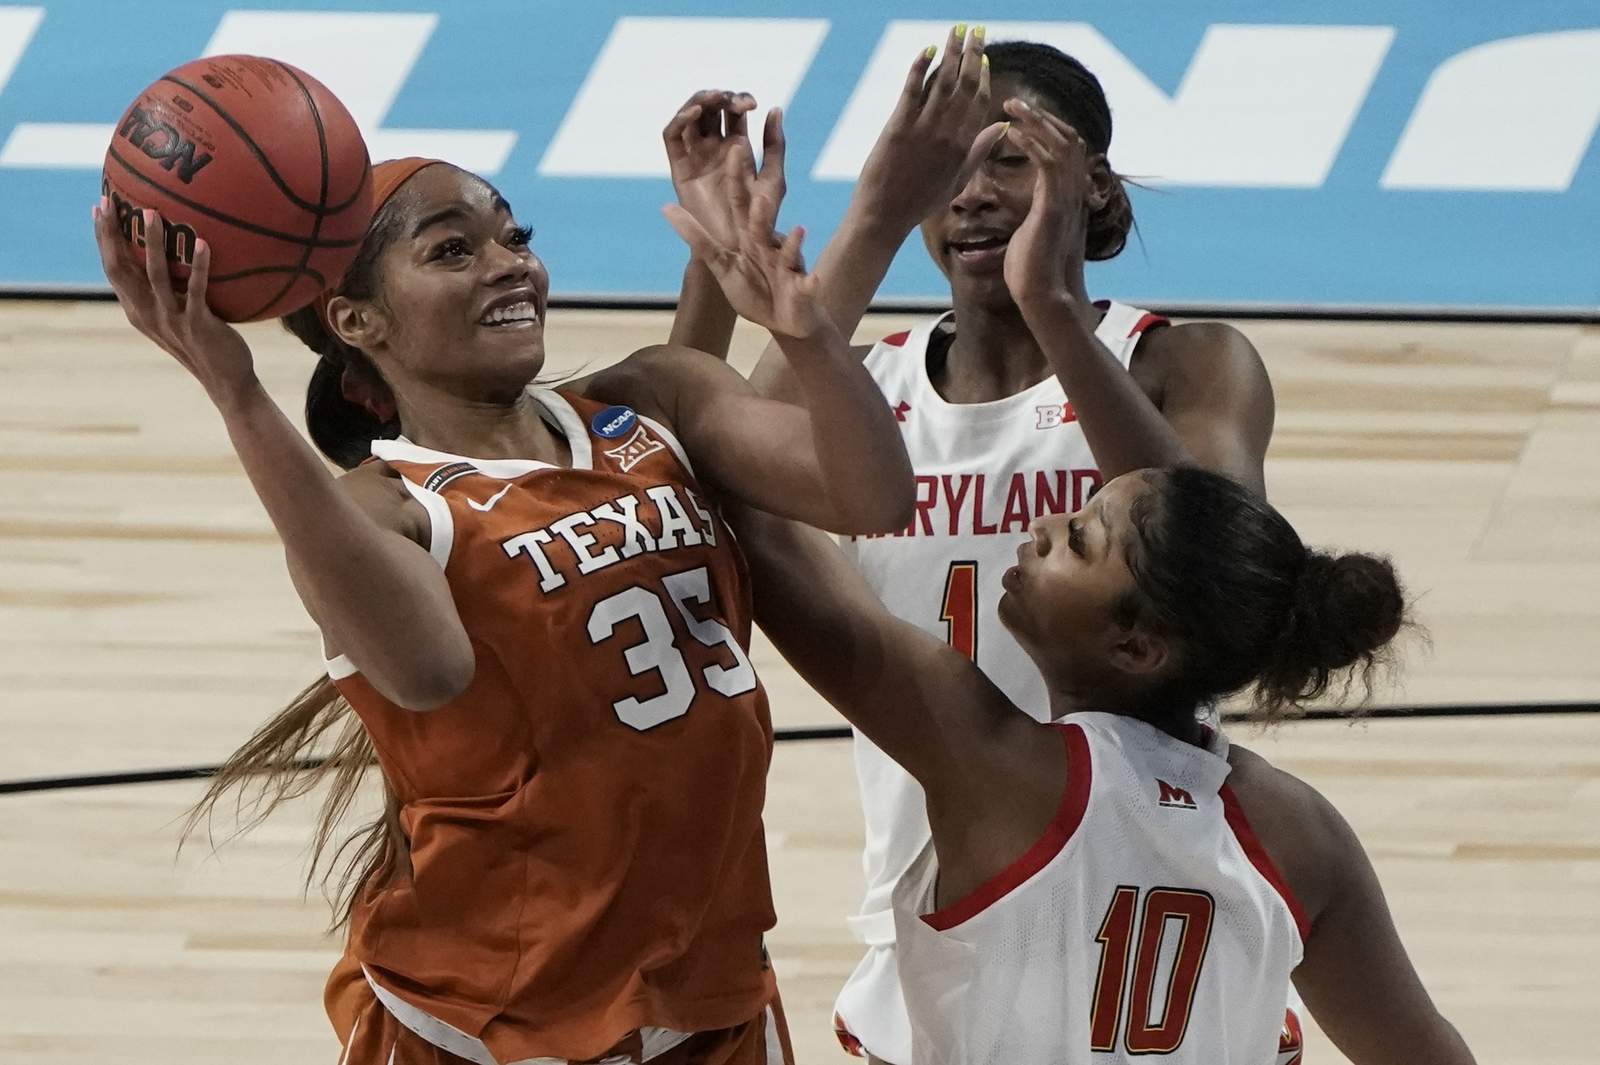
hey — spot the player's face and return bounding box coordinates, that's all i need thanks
[373,166,550,399]
[998,473,1146,700]
[919,78,1067,310]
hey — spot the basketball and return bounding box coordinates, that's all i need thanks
[100,55,373,322]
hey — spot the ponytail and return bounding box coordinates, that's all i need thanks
[181,677,407,927]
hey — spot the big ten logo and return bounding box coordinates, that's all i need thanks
[114,105,214,184]
[1035,402,1079,430]
[100,177,198,269]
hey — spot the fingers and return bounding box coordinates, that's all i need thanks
[93,196,145,303]
[1003,97,1089,160]
[756,107,787,204]
[955,24,986,98]
[890,43,938,122]
[142,210,180,317]
[778,224,806,275]
[956,120,1009,189]
[723,138,755,217]
[185,238,212,323]
[663,99,706,163]
[927,23,972,101]
[661,203,725,264]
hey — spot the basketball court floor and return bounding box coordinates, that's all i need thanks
[2,302,1597,1063]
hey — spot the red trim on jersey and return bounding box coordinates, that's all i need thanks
[881,330,911,347]
[833,1013,867,1058]
[1129,311,1168,336]
[922,723,1092,931]
[1220,783,1311,942]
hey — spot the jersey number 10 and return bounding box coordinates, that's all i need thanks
[586,565,757,731]
[1090,886,1216,1055]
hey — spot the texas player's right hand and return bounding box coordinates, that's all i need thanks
[94,200,257,409]
[850,25,1004,236]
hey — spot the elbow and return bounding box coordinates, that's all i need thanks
[382,640,476,713]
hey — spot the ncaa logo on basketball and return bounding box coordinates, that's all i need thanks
[592,405,638,440]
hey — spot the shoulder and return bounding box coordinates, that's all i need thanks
[1131,319,1271,407]
[337,459,428,544]
[577,343,748,424]
[1225,743,1353,925]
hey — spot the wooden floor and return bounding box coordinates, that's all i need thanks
[2,302,1598,1063]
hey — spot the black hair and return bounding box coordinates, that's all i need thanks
[987,40,1133,261]
[280,190,414,469]
[1118,467,1408,722]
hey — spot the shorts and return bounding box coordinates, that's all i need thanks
[832,943,912,1064]
[330,955,793,1065]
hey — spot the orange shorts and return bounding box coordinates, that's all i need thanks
[329,956,793,1065]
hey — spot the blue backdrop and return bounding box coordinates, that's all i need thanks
[1,1,1596,311]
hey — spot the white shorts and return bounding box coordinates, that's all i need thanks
[832,943,913,1064]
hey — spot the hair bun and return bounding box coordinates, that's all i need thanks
[1271,551,1405,702]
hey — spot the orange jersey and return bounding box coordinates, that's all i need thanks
[326,389,777,1062]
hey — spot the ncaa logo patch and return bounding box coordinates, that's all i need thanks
[592,405,638,439]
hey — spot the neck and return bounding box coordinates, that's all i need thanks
[1046,680,1207,746]
[393,381,569,466]
[941,277,1097,402]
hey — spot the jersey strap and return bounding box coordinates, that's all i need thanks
[1220,783,1312,941]
[921,723,1093,931]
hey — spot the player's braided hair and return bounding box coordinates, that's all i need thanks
[987,40,1134,261]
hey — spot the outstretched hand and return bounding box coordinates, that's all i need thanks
[998,97,1101,307]
[93,200,257,407]
[663,110,826,342]
[664,89,785,254]
[853,25,1005,234]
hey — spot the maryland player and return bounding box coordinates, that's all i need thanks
[735,471,1475,1065]
[93,110,912,1062]
[697,31,1277,1061]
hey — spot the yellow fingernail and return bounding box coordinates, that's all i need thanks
[954,23,967,39]
[982,54,990,69]
[974,25,986,40]
[924,45,937,59]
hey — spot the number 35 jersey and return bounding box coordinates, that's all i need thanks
[326,388,776,1065]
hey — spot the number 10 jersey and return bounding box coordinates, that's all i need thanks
[325,388,777,1065]
[837,302,1165,947]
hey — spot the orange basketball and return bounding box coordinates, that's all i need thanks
[101,56,373,322]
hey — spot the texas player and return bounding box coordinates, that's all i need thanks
[96,120,911,1063]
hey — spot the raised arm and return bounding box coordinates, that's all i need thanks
[94,204,473,711]
[737,27,1002,400]
[664,90,758,359]
[731,506,1025,789]
[999,99,1273,492]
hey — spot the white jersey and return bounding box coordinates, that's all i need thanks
[893,713,1308,1065]
[838,302,1164,942]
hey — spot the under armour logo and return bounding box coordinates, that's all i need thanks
[892,401,911,422]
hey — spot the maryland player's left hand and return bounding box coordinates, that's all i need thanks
[997,97,1104,309]
[662,111,827,342]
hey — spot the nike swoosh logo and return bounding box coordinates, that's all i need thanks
[467,484,514,512]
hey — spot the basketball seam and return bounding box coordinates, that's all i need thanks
[160,73,365,216]
[105,147,362,248]
[234,61,334,321]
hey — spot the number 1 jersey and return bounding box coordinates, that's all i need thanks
[325,388,776,1064]
[837,302,1166,941]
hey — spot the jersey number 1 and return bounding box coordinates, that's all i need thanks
[586,565,757,731]
[940,561,978,662]
[1090,886,1215,1054]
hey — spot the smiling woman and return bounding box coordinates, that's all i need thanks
[92,95,914,1063]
